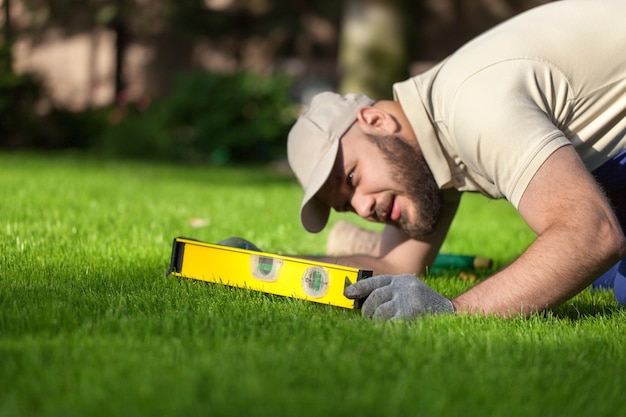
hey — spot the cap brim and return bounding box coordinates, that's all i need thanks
[299,138,340,233]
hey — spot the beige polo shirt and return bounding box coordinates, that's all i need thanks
[394,0,626,208]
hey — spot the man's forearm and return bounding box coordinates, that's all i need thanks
[453,146,626,317]
[296,254,408,276]
[452,223,626,317]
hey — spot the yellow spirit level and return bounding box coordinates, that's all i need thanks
[167,237,373,309]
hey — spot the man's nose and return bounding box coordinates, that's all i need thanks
[351,192,376,219]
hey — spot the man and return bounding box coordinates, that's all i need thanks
[286,0,626,320]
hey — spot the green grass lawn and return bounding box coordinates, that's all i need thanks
[1,152,624,417]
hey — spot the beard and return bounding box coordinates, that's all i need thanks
[366,134,443,239]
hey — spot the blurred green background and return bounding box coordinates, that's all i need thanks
[1,0,554,164]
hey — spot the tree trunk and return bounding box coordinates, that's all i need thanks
[2,0,12,72]
[338,0,409,100]
[112,0,128,103]
[113,19,126,101]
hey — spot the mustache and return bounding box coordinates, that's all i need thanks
[375,195,393,223]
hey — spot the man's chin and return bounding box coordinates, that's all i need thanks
[397,209,441,240]
[403,225,438,240]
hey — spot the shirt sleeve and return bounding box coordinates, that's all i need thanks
[445,60,572,207]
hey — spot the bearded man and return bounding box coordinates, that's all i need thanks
[286,0,626,320]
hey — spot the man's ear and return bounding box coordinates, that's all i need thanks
[356,106,399,135]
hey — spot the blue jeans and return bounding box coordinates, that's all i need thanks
[591,149,626,304]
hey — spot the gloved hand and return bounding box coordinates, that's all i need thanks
[217,237,262,252]
[344,274,454,320]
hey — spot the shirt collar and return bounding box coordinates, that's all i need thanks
[393,66,454,189]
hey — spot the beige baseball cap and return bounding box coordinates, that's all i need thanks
[287,92,375,233]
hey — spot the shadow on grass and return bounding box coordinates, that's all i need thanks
[429,265,625,322]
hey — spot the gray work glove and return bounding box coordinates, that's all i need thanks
[344,274,454,320]
[217,237,262,252]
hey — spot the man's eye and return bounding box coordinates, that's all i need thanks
[347,171,355,186]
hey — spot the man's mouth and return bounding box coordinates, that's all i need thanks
[390,197,401,222]
[376,196,395,223]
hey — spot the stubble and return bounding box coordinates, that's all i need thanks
[366,134,443,239]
